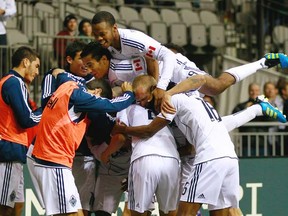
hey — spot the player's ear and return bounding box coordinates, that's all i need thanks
[150,85,156,93]
[66,56,73,64]
[94,88,103,97]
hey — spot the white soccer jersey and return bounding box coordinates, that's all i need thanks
[159,94,237,165]
[172,53,207,83]
[159,52,208,97]
[108,57,147,86]
[109,28,176,90]
[117,104,179,163]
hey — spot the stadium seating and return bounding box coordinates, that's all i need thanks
[7,29,30,46]
[170,23,187,46]
[119,6,141,25]
[179,9,201,27]
[140,8,162,26]
[150,21,168,44]
[130,20,148,34]
[160,8,181,27]
[272,25,288,50]
[209,23,225,48]
[189,23,207,48]
[199,10,219,27]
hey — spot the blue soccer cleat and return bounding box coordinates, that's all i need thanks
[256,95,287,123]
[264,53,288,69]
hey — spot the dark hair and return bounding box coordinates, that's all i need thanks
[81,41,112,61]
[78,18,91,35]
[63,14,77,28]
[86,79,113,99]
[164,43,187,56]
[91,11,116,26]
[12,46,40,68]
[65,40,86,59]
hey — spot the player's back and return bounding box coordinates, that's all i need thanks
[172,53,207,84]
[117,104,179,163]
[170,94,237,164]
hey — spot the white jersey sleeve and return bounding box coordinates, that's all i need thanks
[109,29,176,90]
[117,104,179,163]
[108,56,147,86]
[158,94,237,164]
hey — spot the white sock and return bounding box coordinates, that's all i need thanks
[222,104,262,132]
[225,58,267,83]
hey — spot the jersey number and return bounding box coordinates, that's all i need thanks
[197,98,221,122]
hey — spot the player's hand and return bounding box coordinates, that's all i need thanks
[0,9,5,15]
[161,93,176,117]
[121,82,133,92]
[153,87,165,112]
[52,68,65,77]
[111,124,126,135]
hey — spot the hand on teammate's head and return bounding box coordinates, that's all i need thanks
[161,93,176,117]
[153,88,165,112]
[121,81,133,92]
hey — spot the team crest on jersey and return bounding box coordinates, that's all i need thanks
[69,195,77,207]
[10,190,16,202]
[146,46,156,58]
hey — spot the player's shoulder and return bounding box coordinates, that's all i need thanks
[119,28,149,43]
[171,93,188,101]
[2,74,22,88]
[119,28,145,37]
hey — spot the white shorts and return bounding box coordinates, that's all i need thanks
[93,172,126,213]
[180,157,239,210]
[128,155,181,214]
[124,191,156,212]
[33,163,82,215]
[72,156,96,211]
[180,155,195,190]
[15,173,24,203]
[27,156,45,208]
[0,162,23,208]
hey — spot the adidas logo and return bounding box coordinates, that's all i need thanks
[136,203,140,208]
[197,193,205,199]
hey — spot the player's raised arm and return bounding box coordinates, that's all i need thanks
[161,75,207,115]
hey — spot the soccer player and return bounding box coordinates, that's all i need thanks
[163,43,288,98]
[85,78,131,216]
[80,41,148,87]
[91,11,288,111]
[111,75,287,216]
[41,40,95,107]
[30,71,135,216]
[0,46,42,216]
[91,11,174,110]
[115,103,181,216]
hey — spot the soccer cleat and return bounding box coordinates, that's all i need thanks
[264,53,288,69]
[256,95,287,123]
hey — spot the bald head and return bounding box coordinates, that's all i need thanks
[132,75,157,107]
[132,75,157,92]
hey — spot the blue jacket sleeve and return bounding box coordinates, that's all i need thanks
[2,77,42,128]
[41,70,57,108]
[72,87,135,113]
